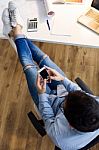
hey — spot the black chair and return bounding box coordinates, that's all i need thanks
[27,77,99,150]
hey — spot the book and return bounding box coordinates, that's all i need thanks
[64,0,83,4]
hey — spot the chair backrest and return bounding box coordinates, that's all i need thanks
[28,77,99,150]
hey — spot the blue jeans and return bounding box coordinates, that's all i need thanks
[15,35,65,107]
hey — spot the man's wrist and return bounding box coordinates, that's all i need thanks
[38,92,45,94]
[38,90,46,95]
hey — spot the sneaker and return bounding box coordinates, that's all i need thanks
[2,7,17,52]
[2,8,12,36]
[8,1,23,28]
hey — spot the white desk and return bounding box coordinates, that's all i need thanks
[0,0,99,48]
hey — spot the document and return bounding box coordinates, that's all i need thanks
[51,11,74,36]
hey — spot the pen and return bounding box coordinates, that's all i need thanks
[46,20,50,31]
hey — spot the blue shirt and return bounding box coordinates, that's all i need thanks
[38,77,99,150]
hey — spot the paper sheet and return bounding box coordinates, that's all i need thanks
[51,12,74,36]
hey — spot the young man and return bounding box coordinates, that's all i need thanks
[2,1,99,150]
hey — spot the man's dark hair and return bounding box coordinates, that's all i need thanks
[64,91,99,132]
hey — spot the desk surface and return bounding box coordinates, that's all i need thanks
[0,0,99,48]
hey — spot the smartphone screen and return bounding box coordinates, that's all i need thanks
[38,67,49,79]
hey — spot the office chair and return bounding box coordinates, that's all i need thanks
[27,77,99,150]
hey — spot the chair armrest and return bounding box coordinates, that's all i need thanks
[27,111,46,137]
[79,135,99,150]
[75,77,94,95]
[55,145,61,150]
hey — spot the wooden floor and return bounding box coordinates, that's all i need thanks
[0,39,99,150]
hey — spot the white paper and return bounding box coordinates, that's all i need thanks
[51,11,74,36]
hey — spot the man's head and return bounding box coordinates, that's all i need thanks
[64,91,99,132]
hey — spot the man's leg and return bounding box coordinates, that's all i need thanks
[25,39,66,89]
[13,25,50,107]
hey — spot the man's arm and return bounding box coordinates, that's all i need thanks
[44,66,81,92]
[36,74,55,123]
[38,93,60,147]
[62,77,81,92]
[38,93,55,123]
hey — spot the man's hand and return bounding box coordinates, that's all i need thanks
[44,66,65,81]
[36,74,47,94]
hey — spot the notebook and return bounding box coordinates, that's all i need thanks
[64,0,83,3]
[77,0,99,34]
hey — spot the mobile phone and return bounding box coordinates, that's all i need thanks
[38,67,49,79]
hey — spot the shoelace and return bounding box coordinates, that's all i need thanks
[8,8,16,27]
